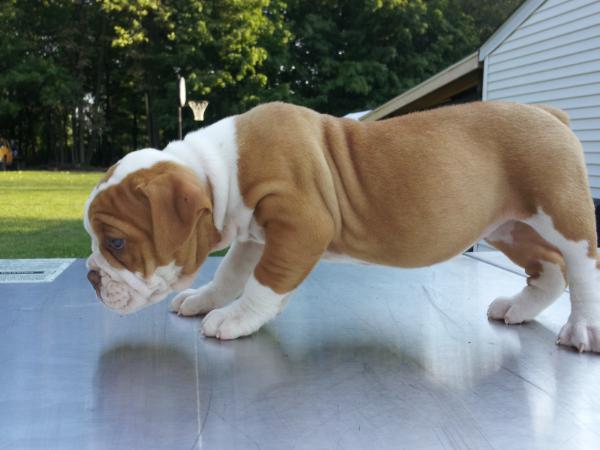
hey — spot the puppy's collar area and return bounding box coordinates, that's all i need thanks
[178,117,240,234]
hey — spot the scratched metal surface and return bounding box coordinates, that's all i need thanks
[1,254,600,450]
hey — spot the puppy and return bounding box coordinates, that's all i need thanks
[84,101,600,352]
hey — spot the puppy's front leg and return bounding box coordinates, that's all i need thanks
[200,274,288,339]
[201,213,333,339]
[170,239,263,316]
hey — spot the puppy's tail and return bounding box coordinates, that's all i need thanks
[534,104,570,126]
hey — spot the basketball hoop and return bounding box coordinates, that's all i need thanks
[188,101,209,121]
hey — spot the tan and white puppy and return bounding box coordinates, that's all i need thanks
[84,101,600,352]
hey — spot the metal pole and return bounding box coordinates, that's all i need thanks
[178,106,182,140]
[178,76,186,140]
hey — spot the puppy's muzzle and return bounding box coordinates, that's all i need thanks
[87,270,102,298]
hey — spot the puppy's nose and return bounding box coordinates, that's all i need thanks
[87,270,102,295]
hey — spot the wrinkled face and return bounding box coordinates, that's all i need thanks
[83,149,219,314]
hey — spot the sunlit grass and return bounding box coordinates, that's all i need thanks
[0,171,102,258]
[0,170,228,259]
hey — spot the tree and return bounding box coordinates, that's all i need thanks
[101,0,290,151]
[457,0,523,45]
[0,0,521,166]
[272,0,481,116]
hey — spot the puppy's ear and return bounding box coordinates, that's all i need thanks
[140,172,212,258]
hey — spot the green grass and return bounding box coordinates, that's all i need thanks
[0,171,102,258]
[0,170,228,259]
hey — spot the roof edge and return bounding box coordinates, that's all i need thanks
[479,0,546,61]
[360,52,480,122]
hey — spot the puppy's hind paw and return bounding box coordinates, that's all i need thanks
[557,318,600,353]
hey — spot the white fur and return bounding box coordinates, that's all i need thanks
[166,117,254,249]
[488,260,565,324]
[169,239,264,316]
[86,252,186,314]
[200,274,289,340]
[95,149,183,195]
[523,208,600,352]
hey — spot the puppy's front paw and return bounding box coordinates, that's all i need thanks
[487,297,532,324]
[201,302,266,340]
[169,289,194,312]
[169,285,226,316]
[557,317,600,353]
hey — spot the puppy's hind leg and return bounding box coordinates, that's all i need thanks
[523,206,600,353]
[487,221,567,324]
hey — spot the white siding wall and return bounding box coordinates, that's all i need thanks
[484,0,600,197]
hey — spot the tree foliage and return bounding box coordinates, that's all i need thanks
[0,0,519,166]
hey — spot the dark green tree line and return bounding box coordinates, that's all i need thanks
[0,0,520,167]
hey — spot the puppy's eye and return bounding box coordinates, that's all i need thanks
[107,238,126,250]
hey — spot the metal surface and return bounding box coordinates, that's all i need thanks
[1,254,600,449]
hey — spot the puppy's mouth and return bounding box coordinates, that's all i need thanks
[93,270,172,314]
[86,253,184,314]
[86,262,151,314]
[97,272,137,312]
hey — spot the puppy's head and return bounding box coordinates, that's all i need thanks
[83,149,220,314]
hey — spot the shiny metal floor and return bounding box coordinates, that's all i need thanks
[2,254,600,450]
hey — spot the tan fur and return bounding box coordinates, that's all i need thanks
[534,104,570,126]
[487,221,567,285]
[88,162,220,278]
[236,102,594,294]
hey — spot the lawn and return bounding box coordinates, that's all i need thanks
[0,171,102,258]
[0,170,228,259]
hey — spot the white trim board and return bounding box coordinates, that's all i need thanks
[479,0,547,61]
[0,259,75,283]
[360,52,480,122]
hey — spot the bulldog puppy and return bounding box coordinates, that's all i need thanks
[84,101,600,352]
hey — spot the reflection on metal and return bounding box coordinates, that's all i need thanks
[1,255,600,449]
[0,258,74,283]
[465,251,526,278]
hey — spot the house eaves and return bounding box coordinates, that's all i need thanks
[360,52,480,122]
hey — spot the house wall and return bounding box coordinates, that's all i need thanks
[483,0,600,197]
